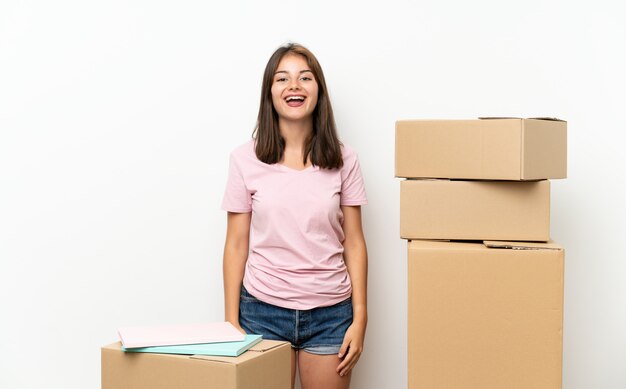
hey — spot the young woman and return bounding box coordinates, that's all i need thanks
[222,43,368,389]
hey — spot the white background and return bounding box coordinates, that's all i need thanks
[1,0,625,388]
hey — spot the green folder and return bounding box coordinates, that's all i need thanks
[122,334,263,357]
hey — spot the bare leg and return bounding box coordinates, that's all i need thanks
[298,350,351,389]
[291,349,297,389]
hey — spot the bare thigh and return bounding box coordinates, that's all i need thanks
[291,349,297,389]
[298,350,351,389]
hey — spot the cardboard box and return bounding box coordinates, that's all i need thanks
[102,339,291,389]
[395,118,567,180]
[400,179,550,241]
[408,240,564,389]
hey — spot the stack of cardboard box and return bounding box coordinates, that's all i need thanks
[396,118,567,388]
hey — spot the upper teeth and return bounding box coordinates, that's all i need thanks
[286,96,304,101]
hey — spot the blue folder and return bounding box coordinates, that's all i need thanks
[122,334,263,357]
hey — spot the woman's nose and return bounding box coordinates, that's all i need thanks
[288,80,300,90]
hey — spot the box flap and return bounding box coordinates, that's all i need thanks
[189,340,289,364]
[527,117,566,122]
[478,117,521,120]
[483,240,563,250]
[479,116,565,122]
[246,339,286,352]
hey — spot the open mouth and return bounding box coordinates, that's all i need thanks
[285,95,306,107]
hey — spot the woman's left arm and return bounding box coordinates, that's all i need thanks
[337,205,368,377]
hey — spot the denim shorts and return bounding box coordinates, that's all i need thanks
[239,285,353,355]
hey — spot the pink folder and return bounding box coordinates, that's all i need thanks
[118,321,245,349]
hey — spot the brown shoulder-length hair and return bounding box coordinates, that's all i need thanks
[252,43,343,169]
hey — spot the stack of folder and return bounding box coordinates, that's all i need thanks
[117,321,262,357]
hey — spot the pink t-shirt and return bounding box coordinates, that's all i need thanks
[221,139,367,310]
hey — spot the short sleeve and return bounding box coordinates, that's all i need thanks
[340,149,368,206]
[221,152,252,213]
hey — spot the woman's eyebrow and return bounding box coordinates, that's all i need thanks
[274,69,313,75]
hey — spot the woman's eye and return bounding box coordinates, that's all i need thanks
[300,76,312,81]
[276,77,287,82]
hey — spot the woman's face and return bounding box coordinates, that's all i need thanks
[271,54,319,123]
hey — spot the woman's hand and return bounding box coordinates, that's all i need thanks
[336,320,366,377]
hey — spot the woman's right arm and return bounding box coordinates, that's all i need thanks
[223,211,252,333]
